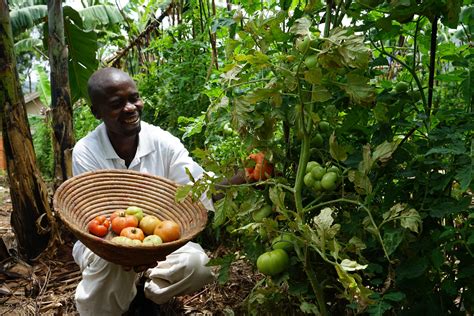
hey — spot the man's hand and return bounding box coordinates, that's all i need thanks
[122,263,156,273]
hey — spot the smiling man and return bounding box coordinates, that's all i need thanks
[71,68,214,315]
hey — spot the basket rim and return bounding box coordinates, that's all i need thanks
[53,169,207,252]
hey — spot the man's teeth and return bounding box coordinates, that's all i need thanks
[124,117,138,124]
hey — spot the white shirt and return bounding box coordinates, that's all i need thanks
[72,121,213,210]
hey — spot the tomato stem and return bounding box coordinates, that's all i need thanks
[294,132,310,215]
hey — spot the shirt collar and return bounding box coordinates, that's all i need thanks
[98,121,155,160]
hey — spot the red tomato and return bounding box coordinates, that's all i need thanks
[111,213,139,235]
[88,215,110,237]
[153,220,181,242]
[120,227,145,241]
[245,152,273,181]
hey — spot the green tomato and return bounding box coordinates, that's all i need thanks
[271,233,294,252]
[304,55,318,69]
[318,121,331,133]
[394,81,409,93]
[326,165,341,175]
[143,235,163,246]
[125,206,144,222]
[306,161,320,174]
[312,133,324,148]
[321,171,338,190]
[111,236,141,246]
[313,180,322,192]
[256,249,290,276]
[311,165,326,180]
[252,204,273,222]
[296,36,311,53]
[304,172,316,187]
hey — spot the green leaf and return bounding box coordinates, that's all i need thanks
[383,228,404,256]
[175,184,193,203]
[206,254,235,285]
[78,5,124,30]
[34,65,51,106]
[313,207,340,241]
[300,302,319,314]
[329,133,348,161]
[397,257,428,280]
[10,5,47,36]
[383,291,406,302]
[467,233,474,245]
[372,140,400,164]
[338,73,376,105]
[65,22,98,103]
[289,16,312,36]
[340,259,368,271]
[399,208,422,234]
[348,170,372,195]
[455,163,473,190]
[429,196,471,218]
[14,38,42,54]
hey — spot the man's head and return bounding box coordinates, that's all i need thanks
[87,67,144,138]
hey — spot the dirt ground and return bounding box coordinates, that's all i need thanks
[0,175,258,315]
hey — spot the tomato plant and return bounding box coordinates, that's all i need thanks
[87,215,110,237]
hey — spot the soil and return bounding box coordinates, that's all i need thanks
[0,175,259,315]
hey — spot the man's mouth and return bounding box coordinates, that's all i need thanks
[123,116,140,125]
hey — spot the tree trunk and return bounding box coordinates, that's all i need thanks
[0,0,54,260]
[48,0,74,189]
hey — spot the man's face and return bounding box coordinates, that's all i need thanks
[93,75,144,139]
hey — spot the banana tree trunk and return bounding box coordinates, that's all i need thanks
[48,0,74,189]
[0,0,54,259]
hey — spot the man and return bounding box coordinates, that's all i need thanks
[72,67,215,315]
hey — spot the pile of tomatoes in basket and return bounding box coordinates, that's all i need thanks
[87,206,181,246]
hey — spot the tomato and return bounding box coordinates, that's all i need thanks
[321,171,338,190]
[139,215,162,236]
[318,121,331,133]
[304,55,318,69]
[394,81,409,93]
[120,227,145,241]
[111,236,142,246]
[313,180,322,192]
[143,235,163,246]
[125,206,144,222]
[252,204,273,222]
[271,233,294,252]
[88,215,110,237]
[311,165,326,180]
[296,36,310,53]
[245,152,273,181]
[154,220,181,242]
[256,249,290,276]
[312,133,324,148]
[327,165,341,175]
[111,213,139,235]
[306,161,320,174]
[304,172,315,187]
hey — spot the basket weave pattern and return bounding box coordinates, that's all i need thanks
[53,170,208,266]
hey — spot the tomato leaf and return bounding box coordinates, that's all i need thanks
[329,133,348,162]
[340,259,368,272]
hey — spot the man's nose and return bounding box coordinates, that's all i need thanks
[123,102,136,112]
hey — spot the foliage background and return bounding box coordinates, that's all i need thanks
[8,0,473,314]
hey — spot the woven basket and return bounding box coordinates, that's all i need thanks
[53,169,208,266]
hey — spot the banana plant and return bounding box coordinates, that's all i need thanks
[8,0,124,104]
